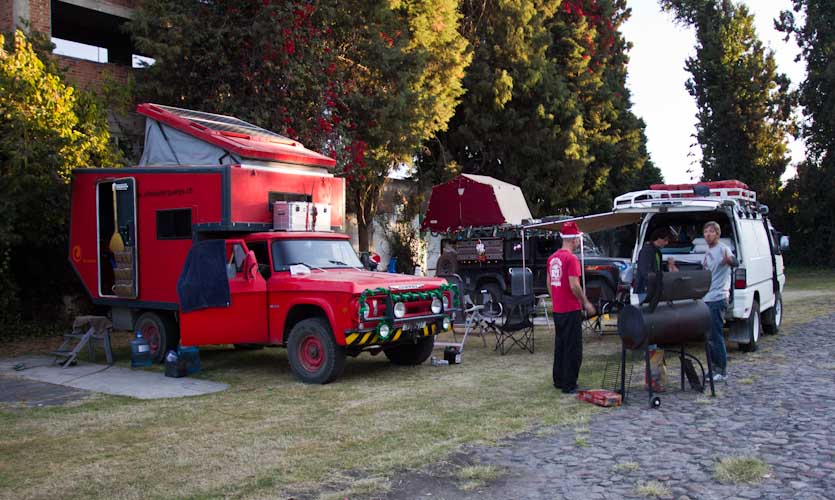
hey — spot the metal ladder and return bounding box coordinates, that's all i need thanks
[52,316,114,367]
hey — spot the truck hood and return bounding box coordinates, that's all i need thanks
[289,269,449,294]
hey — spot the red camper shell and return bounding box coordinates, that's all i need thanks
[69,104,455,384]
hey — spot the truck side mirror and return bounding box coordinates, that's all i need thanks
[780,235,789,251]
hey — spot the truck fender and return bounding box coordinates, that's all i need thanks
[279,300,341,345]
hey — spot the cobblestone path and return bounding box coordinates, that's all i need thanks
[385,314,835,500]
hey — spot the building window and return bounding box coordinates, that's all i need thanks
[157,209,192,240]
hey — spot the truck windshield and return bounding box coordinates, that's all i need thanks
[271,239,364,271]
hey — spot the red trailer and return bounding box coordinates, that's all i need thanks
[69,104,456,383]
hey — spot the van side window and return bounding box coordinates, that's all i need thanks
[157,209,192,240]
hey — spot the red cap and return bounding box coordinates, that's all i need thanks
[560,221,582,239]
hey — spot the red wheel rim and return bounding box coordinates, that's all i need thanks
[298,335,324,372]
[142,323,161,356]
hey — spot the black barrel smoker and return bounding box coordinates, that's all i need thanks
[617,270,717,408]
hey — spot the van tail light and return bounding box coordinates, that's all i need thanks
[734,268,747,289]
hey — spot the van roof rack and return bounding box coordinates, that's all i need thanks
[614,181,757,210]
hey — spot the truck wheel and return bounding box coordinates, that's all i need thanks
[135,312,178,363]
[287,318,346,384]
[738,301,760,352]
[762,293,782,335]
[383,336,435,365]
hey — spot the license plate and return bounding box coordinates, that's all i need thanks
[405,320,427,331]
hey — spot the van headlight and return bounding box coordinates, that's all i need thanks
[393,301,406,318]
[431,297,442,314]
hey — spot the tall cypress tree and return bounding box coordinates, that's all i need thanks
[660,0,794,205]
[777,0,835,265]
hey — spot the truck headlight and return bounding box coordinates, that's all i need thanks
[442,295,450,309]
[393,301,406,318]
[442,316,452,331]
[431,297,442,314]
[361,301,370,319]
[377,322,391,339]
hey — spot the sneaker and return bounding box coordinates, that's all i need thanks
[712,373,727,382]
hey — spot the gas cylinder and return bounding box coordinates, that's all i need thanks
[130,331,153,367]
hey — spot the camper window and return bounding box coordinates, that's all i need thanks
[157,209,192,240]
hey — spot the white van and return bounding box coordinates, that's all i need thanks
[612,181,786,351]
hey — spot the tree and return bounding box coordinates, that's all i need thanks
[777,0,835,264]
[419,0,659,217]
[660,0,794,205]
[0,31,121,321]
[130,0,470,251]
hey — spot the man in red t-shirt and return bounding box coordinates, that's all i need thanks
[546,221,596,394]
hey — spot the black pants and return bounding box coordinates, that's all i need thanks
[553,310,583,391]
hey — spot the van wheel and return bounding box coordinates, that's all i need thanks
[763,293,782,335]
[287,318,345,384]
[384,336,435,365]
[738,301,760,352]
[135,312,178,363]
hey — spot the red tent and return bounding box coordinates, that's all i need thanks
[421,174,532,232]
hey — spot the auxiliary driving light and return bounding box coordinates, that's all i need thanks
[431,297,442,314]
[442,316,452,331]
[377,322,391,339]
[393,301,406,318]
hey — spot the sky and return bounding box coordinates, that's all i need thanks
[621,0,805,184]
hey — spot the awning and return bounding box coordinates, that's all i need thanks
[523,211,643,234]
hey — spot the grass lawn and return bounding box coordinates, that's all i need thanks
[2,269,833,499]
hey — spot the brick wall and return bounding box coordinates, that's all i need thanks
[57,55,132,92]
[1,1,13,33]
[29,0,50,33]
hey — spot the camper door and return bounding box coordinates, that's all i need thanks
[97,178,138,299]
[180,239,269,346]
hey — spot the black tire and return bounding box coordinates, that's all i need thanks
[135,312,178,363]
[287,318,346,384]
[435,253,459,276]
[383,336,435,366]
[763,293,782,335]
[738,300,760,352]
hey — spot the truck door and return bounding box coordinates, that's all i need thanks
[180,240,268,346]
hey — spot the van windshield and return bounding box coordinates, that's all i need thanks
[271,239,363,271]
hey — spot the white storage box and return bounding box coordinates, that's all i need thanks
[273,201,331,231]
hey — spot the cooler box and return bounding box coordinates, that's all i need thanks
[178,346,201,375]
[273,202,332,231]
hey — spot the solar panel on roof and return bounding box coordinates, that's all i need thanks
[153,104,292,143]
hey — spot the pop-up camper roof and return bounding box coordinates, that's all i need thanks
[421,174,533,232]
[136,103,336,169]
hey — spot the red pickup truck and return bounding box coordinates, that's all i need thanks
[179,232,456,383]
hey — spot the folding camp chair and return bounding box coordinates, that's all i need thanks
[434,274,492,358]
[493,293,535,355]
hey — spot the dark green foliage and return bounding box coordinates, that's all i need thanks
[420,0,660,218]
[129,0,470,251]
[660,0,794,206]
[776,0,835,265]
